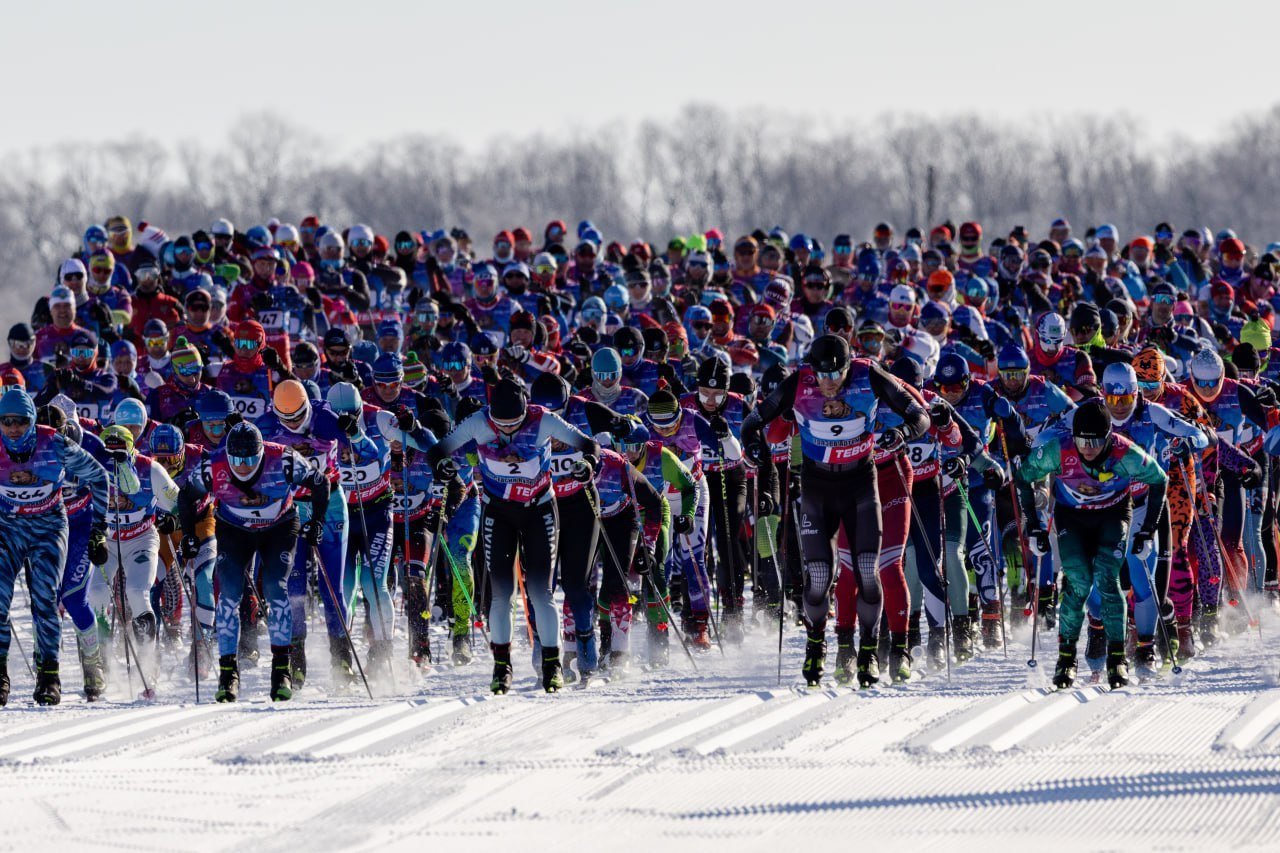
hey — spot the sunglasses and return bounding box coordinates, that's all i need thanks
[617,348,639,358]
[1194,377,1219,388]
[595,371,621,384]
[375,380,401,389]
[234,339,260,350]
[816,370,844,381]
[214,233,233,241]
[1063,250,1082,259]
[195,241,212,252]
[396,241,416,251]
[108,226,129,235]
[1074,436,1109,451]
[999,369,1028,381]
[175,248,194,257]
[692,322,712,332]
[144,336,168,348]
[937,381,968,396]
[64,272,85,281]
[1137,379,1161,391]
[228,453,262,467]
[803,281,827,290]
[1152,294,1175,305]
[86,237,105,247]
[440,360,467,372]
[734,248,755,256]
[0,415,31,428]
[750,314,773,324]
[1104,393,1136,407]
[834,246,852,255]
[188,302,210,311]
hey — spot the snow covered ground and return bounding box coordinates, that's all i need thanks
[5,599,1280,852]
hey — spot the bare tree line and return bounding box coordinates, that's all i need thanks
[2,102,1277,321]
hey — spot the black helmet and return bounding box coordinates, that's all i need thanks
[641,327,668,356]
[489,377,528,425]
[890,355,924,389]
[1072,399,1112,449]
[226,421,264,460]
[728,372,755,398]
[697,356,730,390]
[612,325,645,355]
[530,372,570,413]
[807,334,851,374]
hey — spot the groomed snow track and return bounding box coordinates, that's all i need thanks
[5,608,1280,851]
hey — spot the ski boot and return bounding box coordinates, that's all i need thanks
[1084,617,1107,677]
[927,630,947,673]
[452,635,474,666]
[410,633,432,667]
[980,601,1003,649]
[33,658,60,706]
[951,616,974,663]
[1106,642,1130,689]
[1176,620,1196,662]
[689,613,712,651]
[1133,638,1158,681]
[802,631,826,688]
[216,655,239,703]
[608,650,631,678]
[1052,641,1077,689]
[648,624,670,668]
[907,611,922,654]
[490,643,513,694]
[1038,585,1057,629]
[329,635,355,687]
[576,633,600,682]
[1156,616,1180,669]
[856,643,880,689]
[80,644,106,702]
[289,637,307,688]
[888,632,912,684]
[876,626,890,671]
[541,647,564,693]
[722,611,745,645]
[1199,606,1220,648]
[0,656,8,707]
[833,628,856,686]
[270,646,293,701]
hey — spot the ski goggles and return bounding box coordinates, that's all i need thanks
[936,381,968,397]
[1151,293,1175,305]
[69,347,96,360]
[234,338,261,351]
[195,240,213,252]
[1104,392,1137,408]
[1193,376,1221,389]
[616,347,640,359]
[174,359,203,377]
[998,368,1028,384]
[63,272,85,282]
[143,335,168,349]
[0,415,31,428]
[490,414,523,431]
[439,359,468,372]
[534,263,556,278]
[1073,435,1109,452]
[228,452,262,468]
[815,369,845,382]
[595,370,621,385]
[350,238,373,249]
[1137,379,1161,393]
[395,240,417,252]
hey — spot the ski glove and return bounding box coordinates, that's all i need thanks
[1028,528,1051,557]
[336,412,362,436]
[88,523,109,566]
[394,404,418,433]
[301,520,323,547]
[982,466,1009,490]
[1131,529,1155,562]
[180,534,201,562]
[709,414,730,438]
[261,346,282,371]
[156,513,179,534]
[571,454,596,483]
[876,427,906,453]
[757,490,777,517]
[745,439,769,466]
[434,457,459,481]
[673,514,694,536]
[941,456,966,479]
[1241,462,1264,490]
[929,399,952,429]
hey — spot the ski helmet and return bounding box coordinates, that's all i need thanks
[225,421,265,472]
[1072,399,1112,455]
[1189,348,1225,398]
[1036,312,1067,354]
[488,378,527,429]
[935,352,971,387]
[592,347,623,384]
[604,284,629,313]
[348,223,375,245]
[439,341,471,370]
[997,344,1030,372]
[530,372,571,413]
[246,225,272,249]
[890,355,924,389]
[325,382,363,415]
[111,398,148,432]
[149,423,184,457]
[196,390,233,443]
[273,379,311,424]
[807,334,851,376]
[100,424,135,458]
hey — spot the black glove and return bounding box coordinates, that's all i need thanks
[673,514,694,536]
[336,361,359,383]
[942,456,966,479]
[876,427,905,453]
[305,288,323,309]
[929,399,952,429]
[1028,527,1051,557]
[89,523,109,566]
[1131,528,1155,560]
[261,346,282,370]
[1256,385,1278,408]
[455,396,485,422]
[55,368,75,390]
[788,471,802,498]
[745,439,769,465]
[709,415,730,438]
[156,513,179,534]
[211,329,236,358]
[224,411,244,429]
[982,466,1009,490]
[252,291,273,312]
[1241,463,1264,490]
[974,339,996,360]
[394,404,418,433]
[571,454,596,483]
[336,412,361,436]
[301,519,323,546]
[635,551,652,576]
[757,490,777,516]
[434,456,459,481]
[1169,437,1192,461]
[180,534,201,562]
[609,419,633,441]
[108,447,130,464]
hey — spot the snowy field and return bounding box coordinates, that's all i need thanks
[5,597,1280,852]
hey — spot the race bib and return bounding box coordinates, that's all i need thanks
[231,396,267,419]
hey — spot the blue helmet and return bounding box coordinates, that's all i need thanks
[112,398,148,429]
[439,341,471,368]
[617,417,650,452]
[0,388,36,456]
[934,352,971,386]
[920,301,950,326]
[789,233,812,252]
[84,225,107,250]
[604,283,629,313]
[856,248,882,280]
[245,225,272,249]
[326,382,363,415]
[196,389,233,422]
[149,423,184,456]
[530,372,571,413]
[373,352,404,384]
[997,344,1030,372]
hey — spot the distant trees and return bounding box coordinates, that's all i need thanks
[1,102,1277,318]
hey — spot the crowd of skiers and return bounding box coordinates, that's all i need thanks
[1,212,1277,705]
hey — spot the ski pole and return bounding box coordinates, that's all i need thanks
[893,455,950,682]
[2,600,35,680]
[396,438,434,658]
[435,513,490,645]
[1118,496,1183,677]
[776,465,790,687]
[952,476,1008,659]
[996,424,1034,603]
[588,488,697,671]
[1192,455,1261,637]
[311,542,374,700]
[181,571,204,703]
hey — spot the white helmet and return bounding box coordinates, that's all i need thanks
[1189,348,1224,396]
[1037,312,1067,354]
[348,223,375,245]
[210,218,234,237]
[318,230,345,252]
[890,284,917,306]
[901,329,940,380]
[275,223,299,245]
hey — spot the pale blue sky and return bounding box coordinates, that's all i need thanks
[1,0,1274,155]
